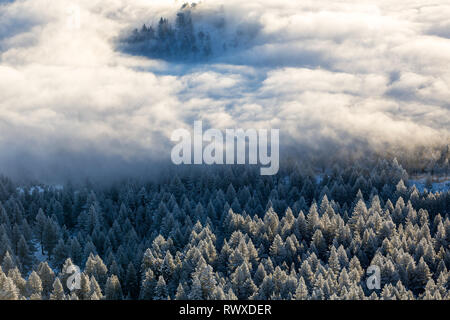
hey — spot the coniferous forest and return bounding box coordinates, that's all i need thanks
[0,158,448,300]
[121,5,212,61]
[120,3,256,62]
[0,0,449,306]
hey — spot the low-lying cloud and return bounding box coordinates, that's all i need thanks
[0,0,449,182]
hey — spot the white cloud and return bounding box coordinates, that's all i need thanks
[0,0,449,180]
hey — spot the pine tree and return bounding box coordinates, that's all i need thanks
[140,269,156,300]
[35,209,47,254]
[125,262,139,299]
[412,258,431,293]
[42,218,59,257]
[105,275,123,300]
[254,263,267,286]
[17,235,33,273]
[79,273,91,300]
[37,262,55,298]
[231,262,257,299]
[0,274,19,300]
[50,278,66,300]
[85,254,108,288]
[89,276,103,300]
[26,271,43,299]
[7,267,26,297]
[154,276,168,300]
[53,239,68,269]
[269,235,285,264]
[188,276,203,300]
[295,277,309,300]
[68,237,82,265]
[1,251,15,274]
[175,283,188,300]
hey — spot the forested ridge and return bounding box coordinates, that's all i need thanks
[0,158,449,300]
[120,3,212,61]
[120,3,256,62]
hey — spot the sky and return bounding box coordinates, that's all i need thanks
[0,0,449,181]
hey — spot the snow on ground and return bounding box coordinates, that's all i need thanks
[16,184,64,195]
[16,185,45,195]
[29,186,44,194]
[409,177,450,193]
[32,240,48,264]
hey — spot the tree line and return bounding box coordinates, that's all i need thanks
[0,158,449,300]
[122,3,213,61]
